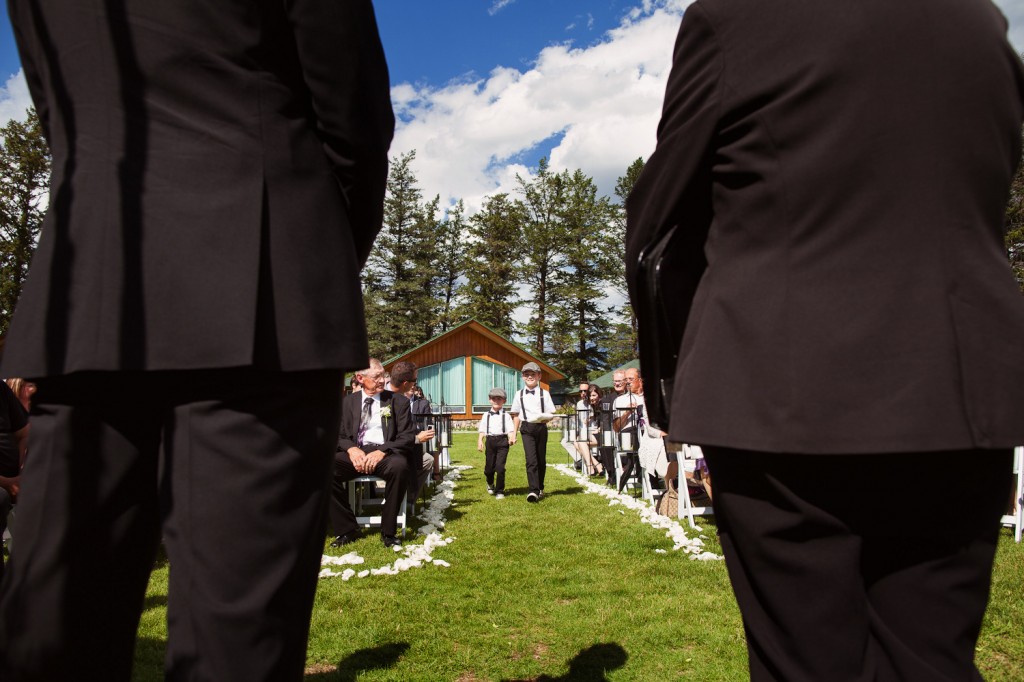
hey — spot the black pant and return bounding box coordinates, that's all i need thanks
[0,368,341,682]
[330,447,409,538]
[484,435,509,492]
[0,487,10,586]
[520,421,548,494]
[703,446,1012,682]
[598,446,617,486]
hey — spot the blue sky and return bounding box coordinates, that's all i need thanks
[2,0,1024,212]
[2,2,629,96]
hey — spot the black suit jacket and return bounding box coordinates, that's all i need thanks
[626,0,1024,453]
[3,0,394,377]
[337,390,417,458]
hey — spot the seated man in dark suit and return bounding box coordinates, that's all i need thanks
[385,361,433,502]
[0,381,29,585]
[331,359,416,549]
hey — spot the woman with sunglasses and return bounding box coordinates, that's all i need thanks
[573,384,604,477]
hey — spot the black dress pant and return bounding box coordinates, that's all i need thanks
[520,421,548,494]
[330,449,408,538]
[0,368,342,682]
[598,446,616,486]
[484,435,509,492]
[703,447,1012,682]
[0,487,10,586]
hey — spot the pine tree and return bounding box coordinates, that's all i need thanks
[433,199,467,333]
[0,109,50,335]
[363,151,438,359]
[517,158,567,359]
[459,193,522,337]
[548,169,616,383]
[605,157,645,362]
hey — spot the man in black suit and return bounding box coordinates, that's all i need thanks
[332,360,417,549]
[0,1,393,680]
[627,1,1024,680]
[386,360,434,502]
[0,381,28,587]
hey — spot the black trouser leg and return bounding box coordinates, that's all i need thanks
[0,368,342,682]
[598,446,616,486]
[372,455,409,537]
[488,438,509,492]
[703,447,1011,682]
[484,440,497,486]
[0,488,11,589]
[521,424,542,494]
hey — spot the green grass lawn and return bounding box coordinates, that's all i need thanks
[132,434,1024,681]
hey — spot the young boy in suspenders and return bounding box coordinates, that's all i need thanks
[510,362,554,503]
[477,387,514,499]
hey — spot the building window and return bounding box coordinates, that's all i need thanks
[417,358,465,413]
[471,357,518,413]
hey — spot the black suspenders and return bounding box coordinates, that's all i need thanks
[518,389,546,420]
[485,411,507,434]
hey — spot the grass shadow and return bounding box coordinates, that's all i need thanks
[305,642,410,681]
[143,594,167,611]
[544,486,585,497]
[502,642,628,682]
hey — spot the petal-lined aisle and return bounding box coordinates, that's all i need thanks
[318,465,469,579]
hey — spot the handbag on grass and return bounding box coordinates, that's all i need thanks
[656,475,679,517]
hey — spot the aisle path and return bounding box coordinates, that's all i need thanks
[319,436,719,581]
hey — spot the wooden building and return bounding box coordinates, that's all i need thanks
[383,319,565,421]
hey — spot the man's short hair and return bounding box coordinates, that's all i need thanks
[391,360,417,385]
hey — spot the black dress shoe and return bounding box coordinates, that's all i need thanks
[381,535,403,549]
[329,531,361,548]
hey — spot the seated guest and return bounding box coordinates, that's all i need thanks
[598,372,628,487]
[387,361,433,502]
[409,385,430,416]
[408,384,442,483]
[613,367,645,493]
[0,380,29,584]
[5,378,36,413]
[573,384,604,477]
[331,359,416,549]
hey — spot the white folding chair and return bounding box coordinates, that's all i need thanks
[346,475,409,537]
[677,444,714,527]
[1001,446,1024,543]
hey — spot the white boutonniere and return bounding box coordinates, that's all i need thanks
[380,404,392,423]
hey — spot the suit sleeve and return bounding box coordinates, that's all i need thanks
[337,394,359,452]
[625,3,721,295]
[381,394,416,457]
[285,0,395,267]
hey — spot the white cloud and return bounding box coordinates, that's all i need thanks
[390,1,692,214]
[488,0,516,17]
[0,70,33,124]
[394,0,1024,216]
